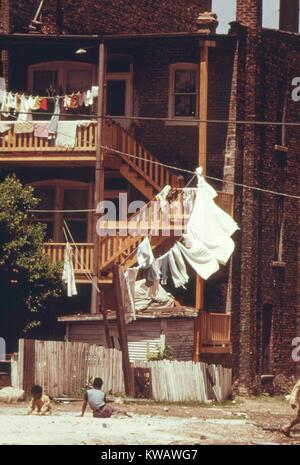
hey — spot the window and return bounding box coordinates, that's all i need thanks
[31,180,92,243]
[168,63,198,125]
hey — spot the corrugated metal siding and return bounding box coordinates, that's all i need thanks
[68,318,194,362]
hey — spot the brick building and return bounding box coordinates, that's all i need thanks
[0,0,299,393]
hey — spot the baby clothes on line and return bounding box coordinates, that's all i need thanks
[17,95,33,122]
[14,121,35,134]
[34,122,49,138]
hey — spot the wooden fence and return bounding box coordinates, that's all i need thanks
[18,339,124,397]
[134,360,232,403]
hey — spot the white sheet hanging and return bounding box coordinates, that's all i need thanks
[177,240,220,280]
[185,171,239,266]
[62,242,77,297]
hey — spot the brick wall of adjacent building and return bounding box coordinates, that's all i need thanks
[231,1,300,392]
[8,0,211,34]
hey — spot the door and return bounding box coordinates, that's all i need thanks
[105,73,132,129]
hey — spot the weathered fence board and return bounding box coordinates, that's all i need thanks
[18,339,124,397]
[133,360,232,402]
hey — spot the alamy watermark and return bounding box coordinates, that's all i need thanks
[95,193,194,238]
[291,337,300,362]
[291,77,300,102]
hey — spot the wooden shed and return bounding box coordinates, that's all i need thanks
[58,307,197,362]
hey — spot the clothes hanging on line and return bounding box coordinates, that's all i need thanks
[48,97,60,134]
[124,267,139,321]
[17,94,32,122]
[62,242,77,297]
[168,248,188,289]
[177,240,220,280]
[34,122,49,138]
[14,121,35,134]
[156,185,172,211]
[55,121,78,147]
[172,243,189,284]
[185,169,239,266]
[134,279,175,312]
[136,237,161,285]
[157,252,170,285]
[0,122,12,134]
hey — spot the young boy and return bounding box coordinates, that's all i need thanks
[282,379,300,436]
[27,385,52,416]
[80,377,118,418]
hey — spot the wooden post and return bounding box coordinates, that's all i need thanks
[91,42,105,315]
[113,264,135,397]
[194,42,209,362]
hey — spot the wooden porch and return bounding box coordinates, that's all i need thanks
[199,312,232,354]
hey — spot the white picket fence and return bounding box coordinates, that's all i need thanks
[134,360,232,402]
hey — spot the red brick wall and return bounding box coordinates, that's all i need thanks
[231,23,300,393]
[8,0,211,34]
[236,0,263,31]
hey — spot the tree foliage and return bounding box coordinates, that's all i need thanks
[0,175,63,348]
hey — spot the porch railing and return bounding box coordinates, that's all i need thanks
[200,313,231,348]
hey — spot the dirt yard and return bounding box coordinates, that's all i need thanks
[0,397,299,445]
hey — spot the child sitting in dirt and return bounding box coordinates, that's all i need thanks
[282,379,300,436]
[27,385,52,416]
[80,377,125,418]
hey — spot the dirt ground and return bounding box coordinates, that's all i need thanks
[0,396,299,445]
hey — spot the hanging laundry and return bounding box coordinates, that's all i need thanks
[63,95,71,109]
[34,122,49,138]
[17,95,32,122]
[84,90,93,107]
[172,243,189,285]
[68,94,79,109]
[156,185,172,211]
[183,188,196,217]
[157,252,170,285]
[185,170,239,266]
[168,248,188,289]
[177,240,220,280]
[134,279,175,312]
[124,267,139,321]
[14,121,35,134]
[0,122,12,134]
[7,92,16,110]
[55,121,78,147]
[48,97,60,134]
[40,98,48,111]
[30,96,41,111]
[0,91,10,117]
[78,92,84,107]
[136,237,161,285]
[0,77,5,104]
[62,242,77,297]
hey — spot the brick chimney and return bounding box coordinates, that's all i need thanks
[236,0,262,32]
[279,0,299,33]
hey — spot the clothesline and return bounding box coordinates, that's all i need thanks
[1,109,300,126]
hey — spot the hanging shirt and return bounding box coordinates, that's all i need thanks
[168,248,188,289]
[157,252,170,285]
[48,97,60,134]
[136,237,161,285]
[62,242,77,297]
[17,95,32,122]
[172,243,189,285]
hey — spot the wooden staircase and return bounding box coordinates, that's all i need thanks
[103,119,173,200]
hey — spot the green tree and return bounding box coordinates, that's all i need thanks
[0,175,63,350]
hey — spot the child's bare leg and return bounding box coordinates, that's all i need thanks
[282,409,300,436]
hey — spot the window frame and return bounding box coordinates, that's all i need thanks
[166,63,199,126]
